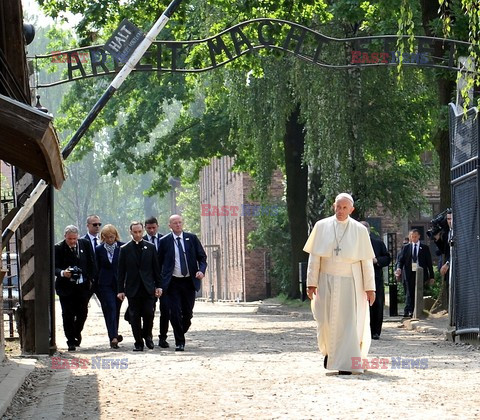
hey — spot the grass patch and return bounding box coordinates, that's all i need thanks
[264,293,311,309]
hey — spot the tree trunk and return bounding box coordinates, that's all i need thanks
[284,105,309,299]
[420,0,455,210]
[420,0,456,311]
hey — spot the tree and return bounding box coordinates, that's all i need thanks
[37,0,441,298]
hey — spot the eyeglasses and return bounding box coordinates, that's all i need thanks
[91,223,102,227]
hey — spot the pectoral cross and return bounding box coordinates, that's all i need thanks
[334,245,341,256]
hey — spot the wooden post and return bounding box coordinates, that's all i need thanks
[0,179,5,361]
[413,267,425,319]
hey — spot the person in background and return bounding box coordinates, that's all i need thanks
[360,221,391,340]
[84,214,101,253]
[55,225,96,351]
[83,214,101,295]
[117,222,162,351]
[158,214,207,352]
[144,216,170,348]
[395,229,435,318]
[96,224,124,349]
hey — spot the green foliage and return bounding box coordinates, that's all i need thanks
[425,269,443,301]
[176,162,201,235]
[54,149,169,241]
[247,204,292,295]
[34,0,458,298]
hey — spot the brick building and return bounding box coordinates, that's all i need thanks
[199,156,283,301]
[199,157,442,302]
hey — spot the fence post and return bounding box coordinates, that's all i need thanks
[413,266,424,319]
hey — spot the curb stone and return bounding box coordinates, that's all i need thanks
[0,358,36,417]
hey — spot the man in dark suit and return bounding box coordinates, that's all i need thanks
[361,222,391,339]
[83,214,102,253]
[83,214,101,296]
[395,229,435,317]
[117,221,162,351]
[158,214,207,351]
[143,216,170,348]
[55,225,96,351]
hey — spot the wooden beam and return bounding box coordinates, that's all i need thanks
[0,94,65,188]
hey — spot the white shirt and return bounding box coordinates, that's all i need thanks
[173,233,189,277]
[86,233,99,252]
[148,234,159,250]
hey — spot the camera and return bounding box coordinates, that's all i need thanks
[68,266,82,281]
[426,208,451,239]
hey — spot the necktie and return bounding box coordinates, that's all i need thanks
[93,237,98,248]
[413,243,418,262]
[177,237,188,276]
[151,235,156,249]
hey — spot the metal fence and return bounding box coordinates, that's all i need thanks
[449,103,480,340]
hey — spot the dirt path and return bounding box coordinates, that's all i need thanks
[3,300,480,419]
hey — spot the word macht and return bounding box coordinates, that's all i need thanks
[51,357,128,369]
[351,357,429,370]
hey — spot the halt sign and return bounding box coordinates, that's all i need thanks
[104,19,145,64]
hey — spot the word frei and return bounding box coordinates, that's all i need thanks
[51,357,128,369]
[351,50,431,65]
[201,203,280,217]
[351,357,429,370]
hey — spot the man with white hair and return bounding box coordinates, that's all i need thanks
[303,193,376,374]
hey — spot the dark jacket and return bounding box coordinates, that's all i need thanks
[117,240,161,298]
[54,238,96,297]
[143,233,163,254]
[158,232,207,292]
[96,241,123,290]
[369,234,391,288]
[396,241,435,283]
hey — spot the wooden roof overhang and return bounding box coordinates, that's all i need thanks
[0,93,65,189]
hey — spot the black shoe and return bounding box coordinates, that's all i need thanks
[159,339,169,348]
[175,344,185,352]
[338,371,352,375]
[372,334,380,340]
[145,338,154,350]
[403,313,412,318]
[324,355,328,369]
[68,345,76,352]
[117,334,123,343]
[133,346,144,352]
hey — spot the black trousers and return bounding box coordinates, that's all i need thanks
[59,291,90,346]
[403,273,416,315]
[167,276,196,345]
[158,295,170,340]
[369,279,385,336]
[128,294,155,348]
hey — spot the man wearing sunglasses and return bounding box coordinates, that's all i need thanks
[84,214,101,298]
[84,215,102,253]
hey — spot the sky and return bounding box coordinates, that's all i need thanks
[22,0,81,28]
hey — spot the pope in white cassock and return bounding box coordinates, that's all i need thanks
[303,193,376,375]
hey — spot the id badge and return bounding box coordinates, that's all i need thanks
[411,262,417,272]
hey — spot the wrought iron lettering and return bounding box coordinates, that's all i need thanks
[33,18,477,88]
